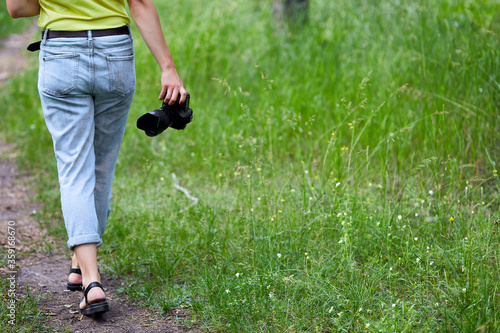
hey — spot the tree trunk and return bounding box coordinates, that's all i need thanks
[273,0,309,26]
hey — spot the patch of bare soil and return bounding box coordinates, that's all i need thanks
[16,252,196,332]
[0,29,199,333]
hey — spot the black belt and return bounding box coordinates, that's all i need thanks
[27,26,130,52]
[44,26,129,39]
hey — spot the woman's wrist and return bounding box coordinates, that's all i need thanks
[161,64,177,74]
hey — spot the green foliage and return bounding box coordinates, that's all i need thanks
[1,0,499,331]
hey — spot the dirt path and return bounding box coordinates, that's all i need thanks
[0,28,197,332]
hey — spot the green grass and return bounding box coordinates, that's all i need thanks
[1,0,499,331]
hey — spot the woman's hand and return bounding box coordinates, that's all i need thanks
[159,66,187,105]
[6,0,40,18]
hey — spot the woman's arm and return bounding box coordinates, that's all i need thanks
[127,0,186,105]
[6,0,40,18]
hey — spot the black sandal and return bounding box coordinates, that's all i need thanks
[67,267,83,291]
[80,281,109,316]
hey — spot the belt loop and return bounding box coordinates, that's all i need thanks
[87,30,93,41]
[42,30,49,45]
[126,25,132,41]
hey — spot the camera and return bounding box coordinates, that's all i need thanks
[137,93,193,137]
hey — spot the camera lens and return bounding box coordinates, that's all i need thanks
[137,107,172,137]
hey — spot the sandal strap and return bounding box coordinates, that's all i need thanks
[69,267,99,275]
[69,267,82,275]
[83,281,105,304]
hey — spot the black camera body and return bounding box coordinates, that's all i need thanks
[137,93,193,137]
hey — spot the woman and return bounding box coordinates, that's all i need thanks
[7,0,186,316]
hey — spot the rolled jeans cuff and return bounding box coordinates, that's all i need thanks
[67,234,102,250]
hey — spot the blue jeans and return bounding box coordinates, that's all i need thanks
[38,30,135,250]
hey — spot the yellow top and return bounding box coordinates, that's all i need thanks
[38,0,130,31]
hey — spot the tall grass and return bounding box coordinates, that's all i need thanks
[1,0,499,331]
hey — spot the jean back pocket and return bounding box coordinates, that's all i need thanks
[41,53,80,96]
[106,54,136,97]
